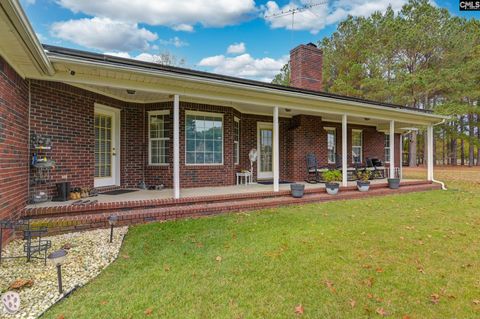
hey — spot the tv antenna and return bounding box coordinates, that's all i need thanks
[264,1,328,44]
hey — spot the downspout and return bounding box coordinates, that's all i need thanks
[432,119,447,190]
[27,79,31,201]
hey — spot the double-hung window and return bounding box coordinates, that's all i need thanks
[352,130,363,164]
[234,117,240,165]
[148,110,170,165]
[384,133,390,162]
[325,127,336,164]
[186,112,223,165]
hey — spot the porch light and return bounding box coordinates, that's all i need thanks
[47,249,68,294]
[108,215,118,243]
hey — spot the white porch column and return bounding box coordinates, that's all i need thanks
[399,134,403,180]
[427,125,434,181]
[342,114,348,187]
[173,94,180,199]
[273,106,280,192]
[389,120,395,179]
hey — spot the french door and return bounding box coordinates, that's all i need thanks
[94,104,120,187]
[257,123,273,179]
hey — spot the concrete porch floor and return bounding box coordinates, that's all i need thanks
[27,179,419,209]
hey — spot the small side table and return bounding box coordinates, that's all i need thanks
[236,171,251,185]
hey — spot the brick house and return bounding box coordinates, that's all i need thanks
[0,1,446,239]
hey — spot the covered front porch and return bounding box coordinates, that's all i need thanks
[28,178,421,209]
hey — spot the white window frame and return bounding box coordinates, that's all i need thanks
[234,117,240,165]
[384,133,390,163]
[352,129,363,164]
[324,127,336,164]
[185,110,224,166]
[148,110,170,166]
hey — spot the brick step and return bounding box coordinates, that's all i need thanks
[23,180,429,219]
[29,182,441,235]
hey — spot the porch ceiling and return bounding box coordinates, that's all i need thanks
[35,56,445,129]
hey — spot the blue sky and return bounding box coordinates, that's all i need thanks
[21,0,479,82]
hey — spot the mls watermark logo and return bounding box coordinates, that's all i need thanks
[2,291,21,314]
[460,1,480,10]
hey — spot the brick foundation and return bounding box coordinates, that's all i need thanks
[0,56,29,246]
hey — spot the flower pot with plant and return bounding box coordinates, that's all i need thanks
[323,170,342,195]
[356,170,371,192]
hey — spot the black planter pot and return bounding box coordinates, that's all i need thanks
[325,182,340,195]
[388,178,400,189]
[356,180,370,192]
[290,183,305,198]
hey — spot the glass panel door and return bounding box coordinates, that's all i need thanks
[95,114,112,178]
[257,123,273,179]
[94,105,118,188]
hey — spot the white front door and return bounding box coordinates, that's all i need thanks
[94,104,120,188]
[257,123,273,179]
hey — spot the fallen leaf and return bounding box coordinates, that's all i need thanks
[57,315,65,319]
[363,277,374,287]
[362,264,372,269]
[100,300,108,305]
[473,299,480,305]
[121,254,130,259]
[376,267,384,273]
[367,293,374,299]
[216,256,222,262]
[402,316,411,319]
[144,308,153,316]
[349,299,356,308]
[324,280,336,293]
[163,264,171,272]
[376,307,388,316]
[196,242,204,248]
[295,304,304,315]
[9,279,34,290]
[431,293,440,304]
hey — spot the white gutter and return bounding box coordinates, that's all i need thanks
[1,0,54,75]
[47,54,447,123]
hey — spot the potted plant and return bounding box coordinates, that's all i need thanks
[290,183,305,198]
[323,170,342,195]
[388,176,400,189]
[356,170,371,192]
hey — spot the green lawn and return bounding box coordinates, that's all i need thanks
[44,170,480,318]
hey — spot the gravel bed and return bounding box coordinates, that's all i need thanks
[0,227,128,318]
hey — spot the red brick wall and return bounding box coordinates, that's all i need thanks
[29,81,127,196]
[0,56,29,245]
[27,79,397,193]
[285,115,400,181]
[290,43,323,92]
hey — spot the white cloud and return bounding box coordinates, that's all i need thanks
[227,42,246,54]
[199,53,287,82]
[264,0,409,34]
[160,37,189,48]
[172,24,194,32]
[51,17,158,51]
[56,0,257,31]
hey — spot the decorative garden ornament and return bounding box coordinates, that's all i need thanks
[2,291,20,314]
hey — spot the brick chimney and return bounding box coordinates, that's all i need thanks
[290,43,323,91]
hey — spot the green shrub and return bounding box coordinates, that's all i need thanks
[323,170,342,183]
